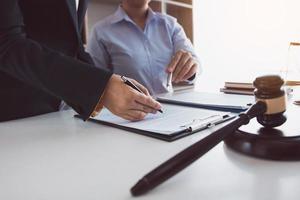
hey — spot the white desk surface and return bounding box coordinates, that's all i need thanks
[0,110,300,200]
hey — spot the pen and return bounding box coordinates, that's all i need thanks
[121,76,163,113]
[167,73,172,88]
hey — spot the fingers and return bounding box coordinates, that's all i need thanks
[174,58,194,82]
[125,85,162,121]
[122,112,146,121]
[168,50,198,83]
[134,92,162,111]
[172,51,192,82]
[182,64,198,80]
[121,114,136,121]
[126,110,148,121]
[130,79,150,96]
[121,102,158,121]
[132,101,157,114]
[102,74,162,121]
[167,50,184,73]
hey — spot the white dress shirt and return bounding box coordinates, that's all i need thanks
[75,0,79,11]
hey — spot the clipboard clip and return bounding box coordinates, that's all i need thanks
[181,114,230,132]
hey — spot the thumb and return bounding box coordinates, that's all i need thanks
[167,61,176,73]
[167,51,182,72]
[166,66,173,73]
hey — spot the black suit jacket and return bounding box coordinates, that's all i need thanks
[0,0,112,122]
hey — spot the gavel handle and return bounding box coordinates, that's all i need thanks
[131,101,267,196]
[131,114,249,196]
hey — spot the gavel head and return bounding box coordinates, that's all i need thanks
[253,75,287,128]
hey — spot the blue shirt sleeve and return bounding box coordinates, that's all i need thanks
[86,27,112,71]
[171,19,201,80]
[172,20,197,59]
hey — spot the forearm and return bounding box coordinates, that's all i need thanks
[0,29,112,119]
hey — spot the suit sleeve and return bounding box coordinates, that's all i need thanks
[0,0,112,120]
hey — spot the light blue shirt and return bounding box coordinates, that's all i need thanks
[87,6,198,95]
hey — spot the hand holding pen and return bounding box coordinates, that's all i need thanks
[167,50,198,83]
[101,75,162,121]
[121,76,163,113]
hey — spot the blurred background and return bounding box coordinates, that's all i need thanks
[194,0,300,90]
[86,0,300,91]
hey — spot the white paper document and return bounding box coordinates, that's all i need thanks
[92,104,234,136]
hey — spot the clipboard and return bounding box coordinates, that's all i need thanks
[156,91,255,112]
[75,104,236,142]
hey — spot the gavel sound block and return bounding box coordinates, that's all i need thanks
[225,76,300,160]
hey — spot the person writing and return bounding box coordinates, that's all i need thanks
[87,0,200,95]
[0,0,161,122]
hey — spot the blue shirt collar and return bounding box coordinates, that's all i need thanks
[110,6,157,25]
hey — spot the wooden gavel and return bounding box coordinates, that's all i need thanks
[131,75,287,196]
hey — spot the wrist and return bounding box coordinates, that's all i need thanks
[90,75,119,118]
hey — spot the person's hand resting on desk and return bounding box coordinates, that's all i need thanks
[93,75,162,121]
[167,50,199,83]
